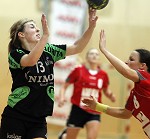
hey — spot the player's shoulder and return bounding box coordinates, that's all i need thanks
[137,69,150,78]
[9,49,26,58]
[10,49,25,54]
[45,43,66,50]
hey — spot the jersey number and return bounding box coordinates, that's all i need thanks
[134,95,150,137]
[36,61,45,73]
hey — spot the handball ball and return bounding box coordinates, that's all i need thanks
[86,0,109,10]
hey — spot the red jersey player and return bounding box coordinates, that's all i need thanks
[58,48,116,139]
[82,30,150,138]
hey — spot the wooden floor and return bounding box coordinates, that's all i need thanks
[47,124,148,139]
[47,124,90,139]
[47,124,122,139]
[47,124,103,139]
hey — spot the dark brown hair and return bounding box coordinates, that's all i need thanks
[135,48,150,73]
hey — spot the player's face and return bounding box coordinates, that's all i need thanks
[86,49,100,64]
[23,21,41,43]
[125,51,142,70]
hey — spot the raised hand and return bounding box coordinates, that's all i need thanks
[41,13,49,37]
[99,29,106,53]
[88,8,98,29]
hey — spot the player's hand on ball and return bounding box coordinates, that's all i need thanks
[88,8,98,29]
[86,0,109,10]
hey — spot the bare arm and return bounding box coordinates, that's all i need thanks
[107,107,132,119]
[103,88,116,102]
[66,8,98,56]
[58,82,70,107]
[99,30,139,82]
[82,95,132,119]
[21,14,49,67]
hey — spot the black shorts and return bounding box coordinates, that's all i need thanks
[66,104,100,128]
[0,116,47,139]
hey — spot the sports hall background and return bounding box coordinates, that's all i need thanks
[0,0,150,139]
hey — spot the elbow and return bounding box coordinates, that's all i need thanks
[20,54,38,67]
[122,115,132,119]
[120,70,131,79]
[114,113,132,119]
[121,109,132,119]
[28,59,37,66]
[22,59,37,67]
[76,49,83,54]
[75,45,84,54]
[29,62,36,67]
[73,41,85,54]
[114,108,132,119]
[72,45,83,55]
[121,68,136,80]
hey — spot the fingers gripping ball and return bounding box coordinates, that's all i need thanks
[86,0,109,10]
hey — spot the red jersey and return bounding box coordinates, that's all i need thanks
[66,65,109,114]
[125,70,150,138]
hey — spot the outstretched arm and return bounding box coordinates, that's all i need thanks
[66,8,98,56]
[82,95,132,119]
[99,30,139,82]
